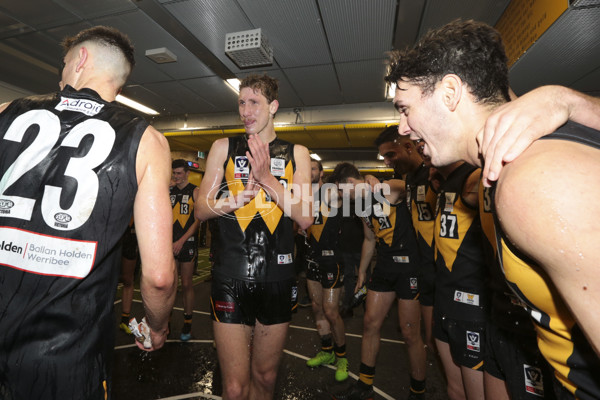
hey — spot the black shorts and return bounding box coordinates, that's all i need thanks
[306,258,343,289]
[175,239,197,262]
[367,257,419,300]
[485,322,555,399]
[210,273,294,326]
[434,311,485,370]
[121,230,138,261]
[418,259,436,306]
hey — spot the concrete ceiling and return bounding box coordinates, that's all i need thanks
[1,0,599,170]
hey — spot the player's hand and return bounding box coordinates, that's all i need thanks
[172,239,184,255]
[355,271,366,293]
[135,327,169,351]
[246,135,271,183]
[479,86,569,186]
[364,174,382,192]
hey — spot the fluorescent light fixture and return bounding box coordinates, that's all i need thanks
[226,78,241,94]
[386,82,396,99]
[310,153,321,161]
[116,94,159,115]
[377,154,384,160]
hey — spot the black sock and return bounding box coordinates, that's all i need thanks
[358,363,375,388]
[320,334,333,352]
[121,313,130,324]
[410,377,426,394]
[334,343,346,358]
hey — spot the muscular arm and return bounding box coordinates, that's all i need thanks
[381,178,406,204]
[134,125,177,351]
[356,221,376,292]
[495,140,600,355]
[480,85,600,186]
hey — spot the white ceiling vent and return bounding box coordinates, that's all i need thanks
[225,28,273,68]
[145,47,178,64]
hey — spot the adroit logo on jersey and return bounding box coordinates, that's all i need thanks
[55,96,105,116]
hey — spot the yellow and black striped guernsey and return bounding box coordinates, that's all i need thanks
[213,135,296,282]
[493,121,600,399]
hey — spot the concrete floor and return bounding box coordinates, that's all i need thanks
[111,278,448,400]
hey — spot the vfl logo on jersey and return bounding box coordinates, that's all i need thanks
[409,277,418,290]
[416,185,427,202]
[55,96,104,116]
[271,158,285,177]
[0,199,14,214]
[523,365,544,397]
[454,290,480,306]
[466,330,480,352]
[234,156,249,179]
[443,192,456,213]
[327,272,334,281]
[170,195,176,207]
[277,253,293,264]
[393,255,409,263]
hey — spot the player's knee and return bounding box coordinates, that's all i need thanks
[252,367,277,389]
[399,321,422,345]
[223,379,249,400]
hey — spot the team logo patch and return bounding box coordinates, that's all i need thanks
[277,253,293,264]
[270,158,285,177]
[409,277,418,290]
[234,156,250,179]
[466,330,480,352]
[55,96,104,116]
[327,272,334,281]
[416,185,426,202]
[322,250,334,256]
[444,192,456,213]
[393,255,409,263]
[214,301,235,313]
[454,290,480,306]
[524,365,544,397]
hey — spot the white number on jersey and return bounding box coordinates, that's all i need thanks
[0,110,116,231]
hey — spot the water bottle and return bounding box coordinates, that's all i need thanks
[350,285,367,308]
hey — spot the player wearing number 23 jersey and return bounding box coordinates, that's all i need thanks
[0,85,148,399]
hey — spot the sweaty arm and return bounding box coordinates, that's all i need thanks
[134,125,177,351]
[480,85,600,186]
[495,140,600,355]
[356,221,376,292]
[246,135,313,230]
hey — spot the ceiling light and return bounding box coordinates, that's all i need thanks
[225,28,273,68]
[145,47,177,64]
[386,82,396,99]
[310,153,321,161]
[116,94,159,115]
[225,78,240,94]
